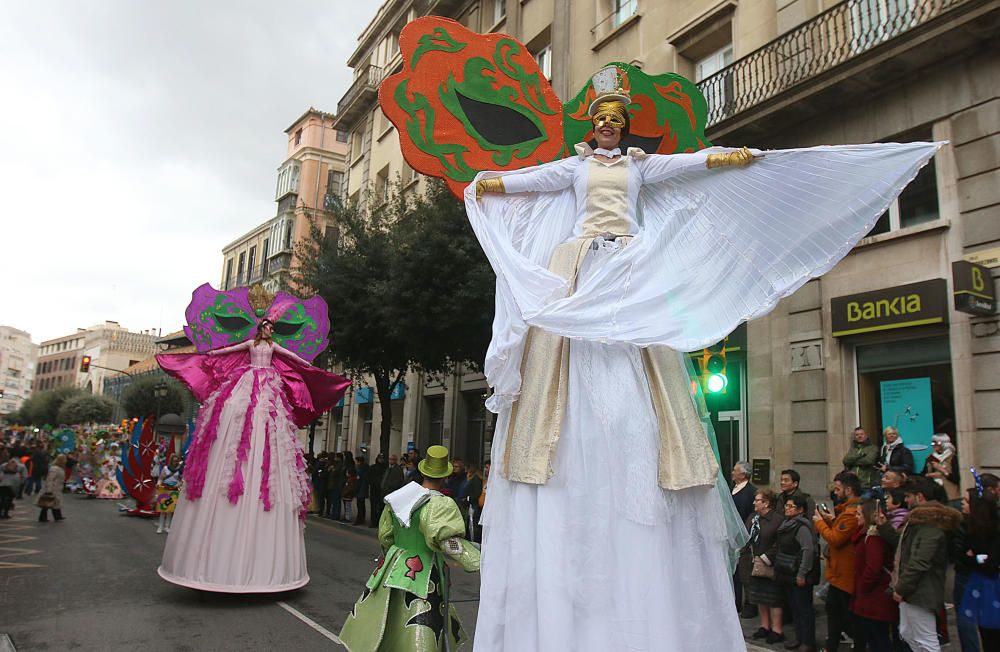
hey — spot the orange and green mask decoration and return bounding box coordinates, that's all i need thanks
[380,16,714,199]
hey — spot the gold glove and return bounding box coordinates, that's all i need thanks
[475,177,505,200]
[706,147,756,169]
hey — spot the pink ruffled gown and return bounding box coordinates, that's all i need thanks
[157,340,348,593]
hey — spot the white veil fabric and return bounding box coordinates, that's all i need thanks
[465,142,943,412]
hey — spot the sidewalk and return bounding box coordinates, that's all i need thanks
[738,595,961,650]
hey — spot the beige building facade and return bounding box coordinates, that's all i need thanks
[0,326,38,418]
[327,0,998,482]
[33,322,158,397]
[221,108,349,293]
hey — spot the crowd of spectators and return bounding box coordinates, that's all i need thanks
[0,432,69,522]
[734,426,999,652]
[305,448,489,542]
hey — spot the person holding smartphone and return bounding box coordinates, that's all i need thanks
[814,471,863,652]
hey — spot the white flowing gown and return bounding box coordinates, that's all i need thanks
[465,142,941,652]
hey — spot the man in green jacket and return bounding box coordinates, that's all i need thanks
[842,427,879,490]
[876,476,960,652]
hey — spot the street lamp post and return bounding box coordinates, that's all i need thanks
[153,382,169,439]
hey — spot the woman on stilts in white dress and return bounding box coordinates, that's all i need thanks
[466,68,942,651]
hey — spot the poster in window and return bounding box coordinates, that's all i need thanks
[879,377,934,470]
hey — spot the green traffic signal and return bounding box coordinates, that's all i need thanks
[706,372,728,393]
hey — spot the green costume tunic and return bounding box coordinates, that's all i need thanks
[340,485,480,652]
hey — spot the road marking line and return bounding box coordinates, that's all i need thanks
[276,601,344,647]
[0,632,16,652]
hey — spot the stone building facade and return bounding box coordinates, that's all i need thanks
[221,108,349,293]
[0,326,38,418]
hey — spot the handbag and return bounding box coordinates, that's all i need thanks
[775,551,800,577]
[38,492,57,508]
[751,555,775,579]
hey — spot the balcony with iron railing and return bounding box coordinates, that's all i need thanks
[334,64,384,130]
[223,263,269,291]
[696,0,995,140]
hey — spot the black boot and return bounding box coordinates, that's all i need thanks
[38,508,48,522]
[53,509,64,521]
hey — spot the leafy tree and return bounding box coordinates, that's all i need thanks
[296,179,494,455]
[57,394,115,425]
[21,386,87,426]
[122,376,187,420]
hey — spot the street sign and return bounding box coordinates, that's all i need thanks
[952,260,996,315]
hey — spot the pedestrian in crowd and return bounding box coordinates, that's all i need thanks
[0,458,21,518]
[843,427,879,492]
[381,453,405,501]
[878,426,914,476]
[367,453,387,528]
[813,471,862,652]
[445,457,467,500]
[36,453,66,522]
[24,443,48,496]
[353,455,369,526]
[153,454,183,534]
[745,488,786,646]
[922,434,960,507]
[463,462,484,542]
[978,472,999,503]
[849,498,898,652]
[876,476,961,652]
[312,453,329,516]
[10,456,27,500]
[340,454,357,523]
[731,461,757,617]
[480,460,490,512]
[327,452,344,520]
[775,493,819,651]
[779,469,816,523]
[881,469,906,494]
[884,488,909,529]
[404,456,423,485]
[951,484,999,652]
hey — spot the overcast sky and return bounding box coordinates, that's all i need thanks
[0,1,380,344]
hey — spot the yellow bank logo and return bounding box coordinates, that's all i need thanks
[847,295,921,322]
[972,266,985,292]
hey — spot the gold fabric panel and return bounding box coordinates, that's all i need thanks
[503,239,590,484]
[641,346,720,489]
[581,159,631,237]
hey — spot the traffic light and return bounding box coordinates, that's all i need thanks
[80,355,91,372]
[701,338,728,394]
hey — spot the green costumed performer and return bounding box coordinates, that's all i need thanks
[340,445,480,652]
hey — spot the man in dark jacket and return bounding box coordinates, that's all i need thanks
[367,454,387,528]
[842,427,879,491]
[380,454,405,497]
[779,469,816,525]
[731,461,757,617]
[25,444,49,496]
[353,455,369,525]
[877,476,961,652]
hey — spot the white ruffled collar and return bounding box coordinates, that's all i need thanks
[574,142,648,160]
[384,481,441,527]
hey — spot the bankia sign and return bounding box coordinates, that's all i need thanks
[831,279,948,337]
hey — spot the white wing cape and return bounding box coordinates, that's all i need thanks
[464,142,942,410]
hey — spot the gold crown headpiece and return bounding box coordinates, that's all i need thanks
[248,284,275,319]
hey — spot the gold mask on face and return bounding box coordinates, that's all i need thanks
[592,101,627,130]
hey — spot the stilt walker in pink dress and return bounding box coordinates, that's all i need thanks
[155,283,349,593]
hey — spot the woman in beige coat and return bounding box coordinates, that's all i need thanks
[37,453,66,522]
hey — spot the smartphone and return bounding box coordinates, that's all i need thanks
[818,503,829,512]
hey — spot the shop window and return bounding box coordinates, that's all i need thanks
[856,336,955,477]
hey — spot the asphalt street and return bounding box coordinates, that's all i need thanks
[0,495,480,651]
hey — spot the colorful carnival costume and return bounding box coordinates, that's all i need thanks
[96,444,124,499]
[341,446,480,652]
[463,68,943,650]
[155,284,349,593]
[153,456,182,533]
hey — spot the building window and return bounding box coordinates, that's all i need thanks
[261,239,269,275]
[610,0,637,28]
[294,128,303,146]
[492,0,506,26]
[237,252,246,284]
[464,391,492,466]
[425,396,445,445]
[360,403,373,447]
[224,258,233,289]
[695,44,734,117]
[247,246,257,280]
[326,169,343,197]
[376,166,390,204]
[867,157,939,236]
[534,45,552,80]
[336,130,349,143]
[275,161,301,199]
[285,220,294,250]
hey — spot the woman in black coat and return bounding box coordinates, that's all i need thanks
[743,488,786,645]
